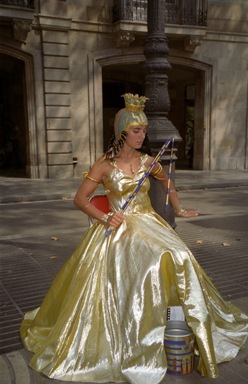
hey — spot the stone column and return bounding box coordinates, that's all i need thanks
[143,0,181,228]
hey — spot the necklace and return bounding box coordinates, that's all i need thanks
[130,164,135,175]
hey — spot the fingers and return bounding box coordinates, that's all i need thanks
[183,210,200,217]
[108,213,125,228]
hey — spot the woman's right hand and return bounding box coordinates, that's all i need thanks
[106,212,125,228]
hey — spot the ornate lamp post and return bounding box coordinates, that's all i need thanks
[143,0,181,228]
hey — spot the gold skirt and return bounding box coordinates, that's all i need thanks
[20,211,248,383]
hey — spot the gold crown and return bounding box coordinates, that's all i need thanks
[122,93,148,112]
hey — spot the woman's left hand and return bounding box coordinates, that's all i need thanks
[175,206,199,218]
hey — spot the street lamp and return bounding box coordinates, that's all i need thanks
[143,0,182,228]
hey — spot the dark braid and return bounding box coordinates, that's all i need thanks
[105,131,128,159]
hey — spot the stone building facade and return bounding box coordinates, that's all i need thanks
[0,0,247,178]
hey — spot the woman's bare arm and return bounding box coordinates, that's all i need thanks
[147,157,199,217]
[74,159,124,227]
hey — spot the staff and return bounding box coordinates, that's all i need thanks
[165,137,175,211]
[106,137,174,236]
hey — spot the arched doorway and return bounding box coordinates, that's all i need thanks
[0,54,27,177]
[89,50,211,170]
[101,62,210,170]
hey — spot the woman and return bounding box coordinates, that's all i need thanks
[21,94,248,383]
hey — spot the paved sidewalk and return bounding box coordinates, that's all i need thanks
[1,169,248,203]
[0,170,248,384]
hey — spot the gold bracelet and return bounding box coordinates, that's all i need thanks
[152,163,168,180]
[154,175,167,181]
[175,205,187,217]
[152,163,163,176]
[101,212,113,225]
[84,201,91,208]
[83,172,101,184]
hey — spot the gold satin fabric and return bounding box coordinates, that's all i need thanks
[20,154,248,383]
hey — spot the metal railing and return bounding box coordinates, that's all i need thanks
[113,0,207,26]
[0,0,34,8]
[1,0,207,26]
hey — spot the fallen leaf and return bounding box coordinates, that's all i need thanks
[62,196,68,200]
[50,256,57,259]
[222,242,231,247]
[196,240,203,244]
[51,236,59,241]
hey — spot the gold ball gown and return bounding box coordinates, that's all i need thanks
[20,154,248,383]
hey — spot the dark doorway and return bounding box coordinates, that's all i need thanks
[0,55,27,177]
[102,63,145,152]
[102,63,201,170]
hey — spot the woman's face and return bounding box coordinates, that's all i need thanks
[125,125,148,149]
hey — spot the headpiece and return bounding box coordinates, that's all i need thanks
[105,93,148,158]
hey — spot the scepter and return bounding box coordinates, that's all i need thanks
[165,137,175,211]
[106,136,174,236]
